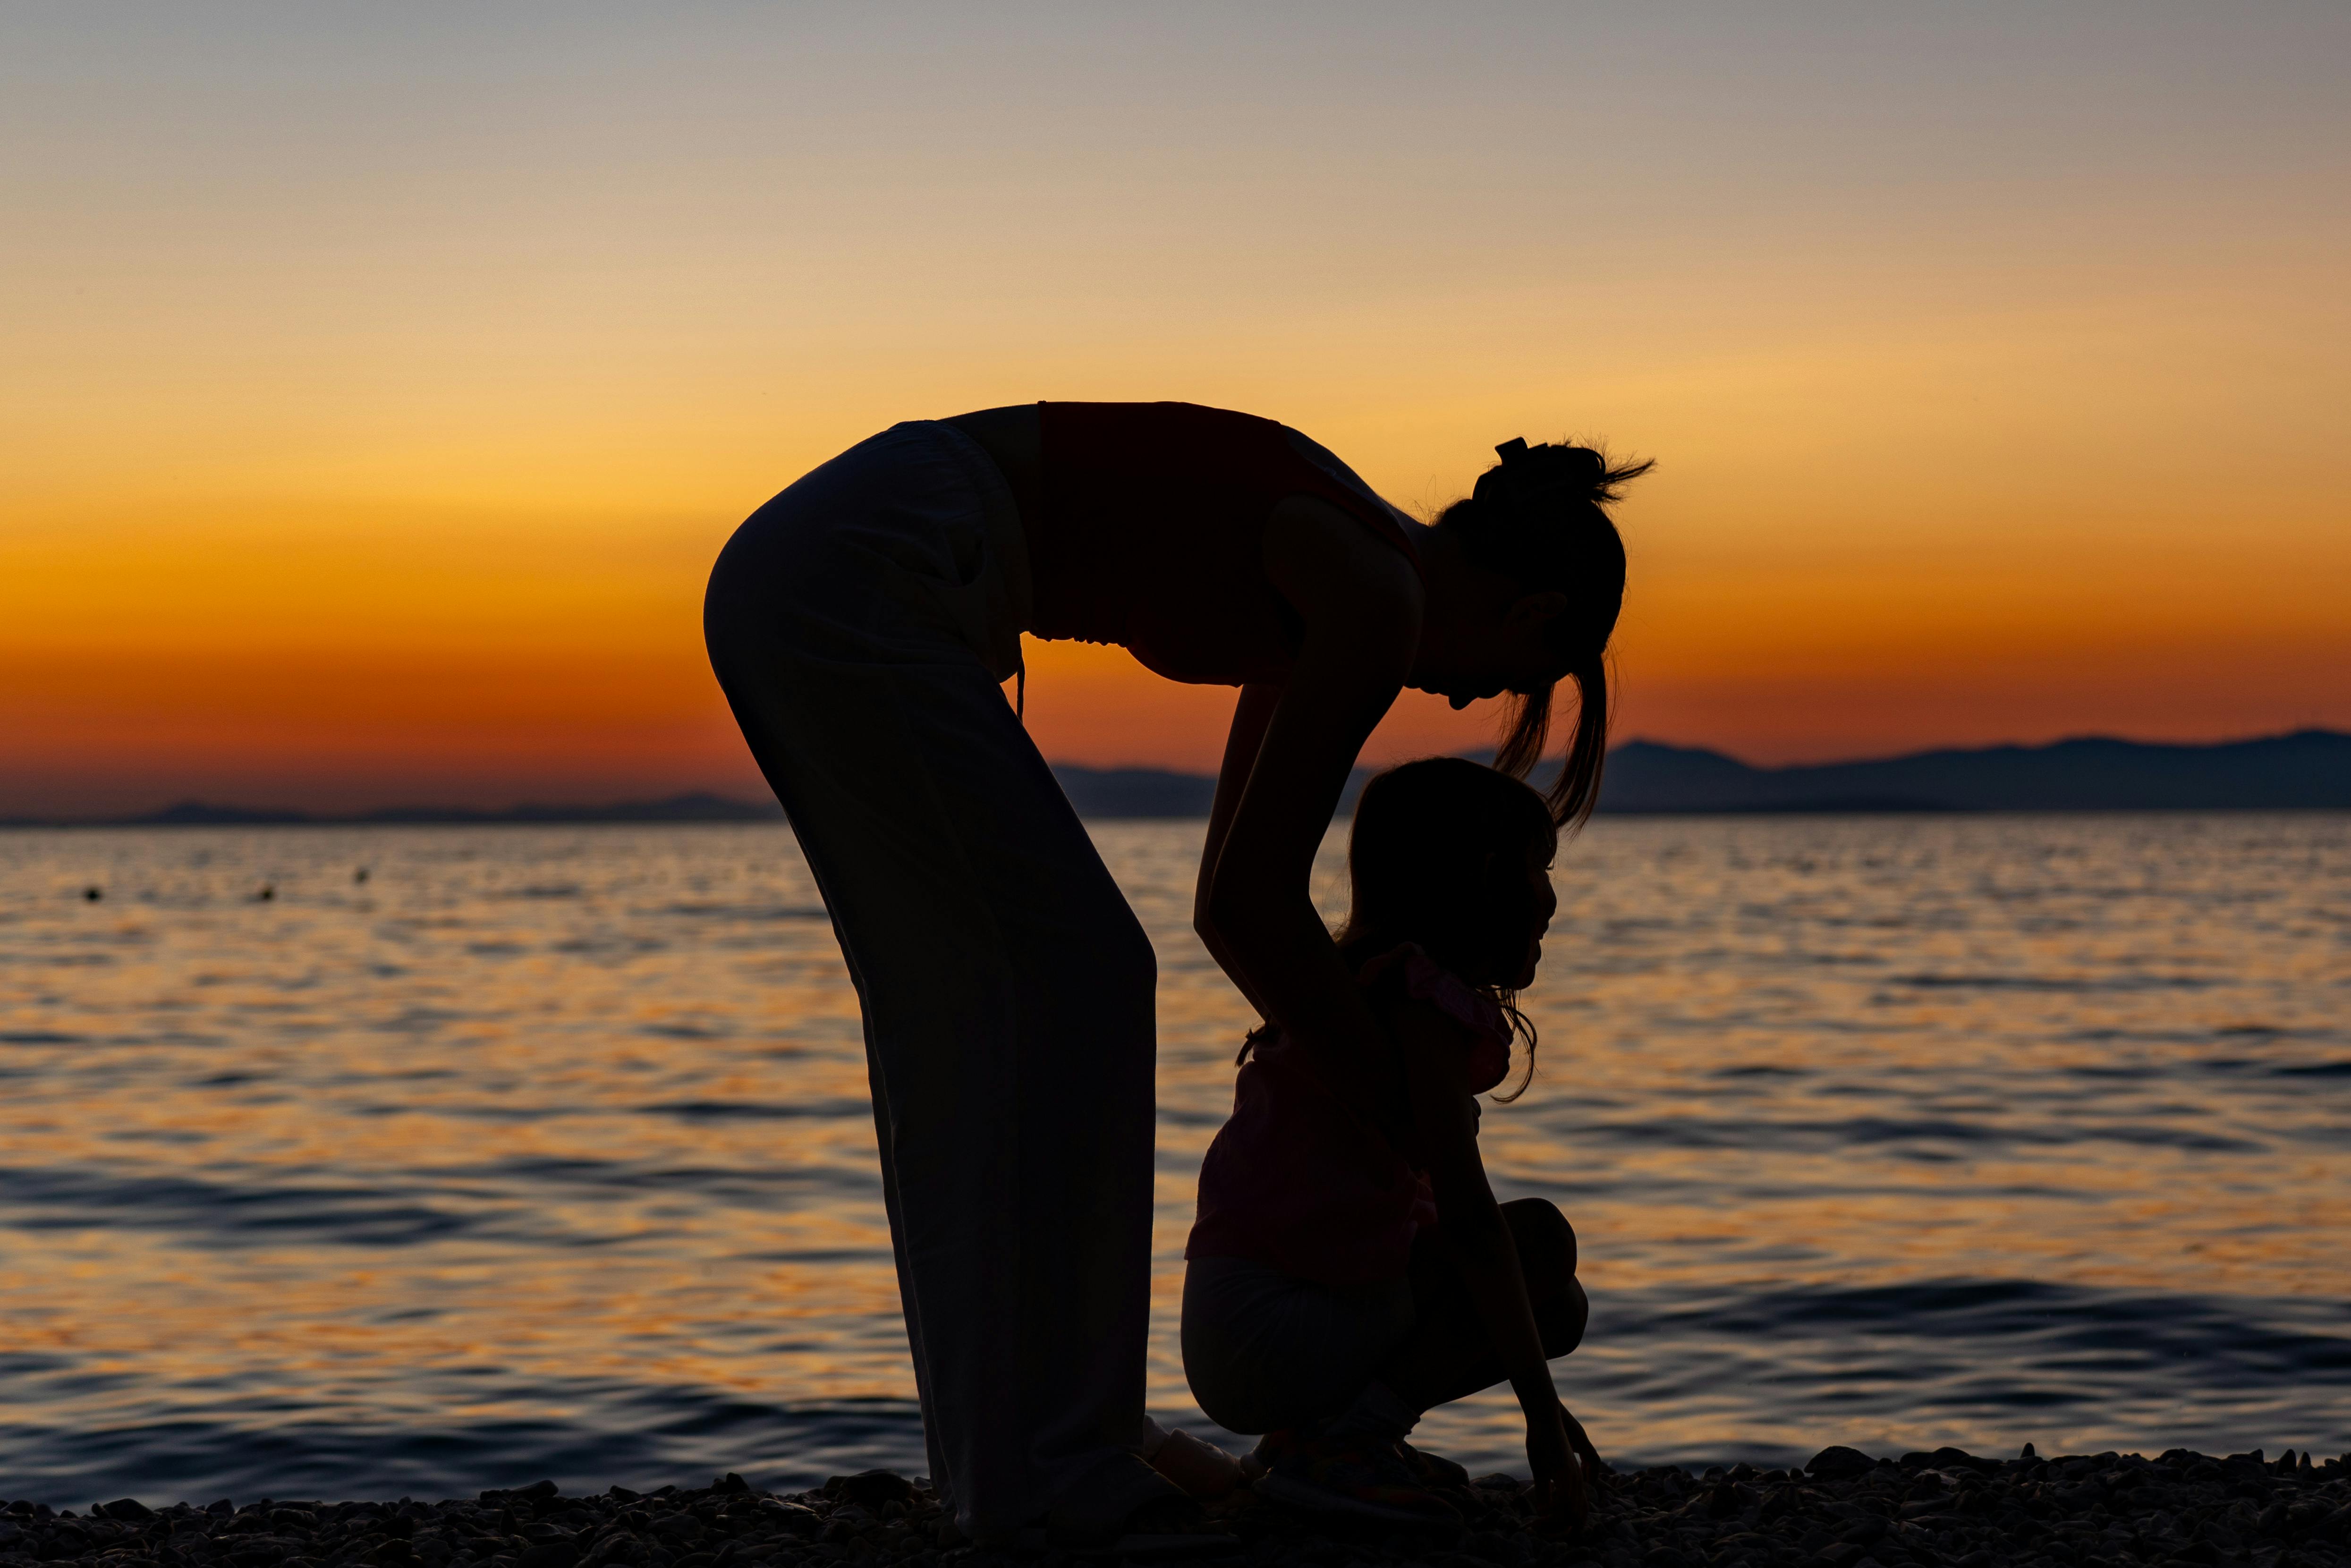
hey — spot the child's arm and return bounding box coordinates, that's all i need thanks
[1395,999,1588,1522]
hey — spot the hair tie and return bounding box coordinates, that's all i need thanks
[1476,438,1601,509]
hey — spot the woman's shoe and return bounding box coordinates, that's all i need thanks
[1045,1450,1205,1550]
[1252,1431,1459,1527]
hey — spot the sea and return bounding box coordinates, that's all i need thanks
[2,814,2347,1507]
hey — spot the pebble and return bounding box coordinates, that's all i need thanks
[3,1447,2347,1568]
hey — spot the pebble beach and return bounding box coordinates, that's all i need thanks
[12,1444,2351,1568]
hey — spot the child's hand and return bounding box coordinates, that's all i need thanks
[1524,1400,1587,1526]
[1560,1402,1608,1494]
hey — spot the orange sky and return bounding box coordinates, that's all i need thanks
[4,4,2347,817]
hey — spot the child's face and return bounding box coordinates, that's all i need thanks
[1509,835,1559,990]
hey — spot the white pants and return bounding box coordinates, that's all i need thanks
[704,423,1160,1532]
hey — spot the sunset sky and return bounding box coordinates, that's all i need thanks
[5,2,2347,817]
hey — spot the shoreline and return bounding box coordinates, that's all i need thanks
[8,1446,2350,1568]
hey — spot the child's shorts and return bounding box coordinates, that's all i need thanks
[1180,1254,1415,1435]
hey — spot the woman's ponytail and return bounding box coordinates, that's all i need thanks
[1492,655,1609,831]
[1444,438,1647,830]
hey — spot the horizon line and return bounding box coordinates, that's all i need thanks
[4,724,2343,828]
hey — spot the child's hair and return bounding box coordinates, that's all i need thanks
[1439,438,1651,831]
[1233,757,1559,1098]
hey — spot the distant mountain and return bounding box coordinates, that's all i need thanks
[141,801,314,826]
[1054,729,2351,817]
[13,729,2343,828]
[77,792,790,829]
[1048,764,1383,818]
[1596,729,2351,813]
[1048,765,1220,819]
[355,791,785,825]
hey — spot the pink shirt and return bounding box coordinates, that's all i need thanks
[1185,944,1514,1287]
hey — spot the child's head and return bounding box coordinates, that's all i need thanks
[1336,757,1559,993]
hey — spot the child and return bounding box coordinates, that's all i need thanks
[1183,757,1602,1526]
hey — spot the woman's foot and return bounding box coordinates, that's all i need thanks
[1045,1450,1205,1549]
[1250,1429,1458,1527]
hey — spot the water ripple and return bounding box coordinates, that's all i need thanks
[0,814,2344,1501]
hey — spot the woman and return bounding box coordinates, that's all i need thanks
[701,401,1644,1543]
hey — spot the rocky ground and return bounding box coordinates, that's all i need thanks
[7,1445,2350,1568]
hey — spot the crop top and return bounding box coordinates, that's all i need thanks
[1185,943,1514,1287]
[1029,401,1423,686]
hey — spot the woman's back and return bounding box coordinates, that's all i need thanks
[949,401,1423,686]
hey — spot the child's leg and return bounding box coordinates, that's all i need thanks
[1235,1214,1579,1524]
[1180,1256,1415,1435]
[1375,1199,1588,1416]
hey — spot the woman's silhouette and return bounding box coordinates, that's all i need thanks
[702,401,1643,1543]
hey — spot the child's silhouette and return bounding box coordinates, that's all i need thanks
[1184,758,1601,1526]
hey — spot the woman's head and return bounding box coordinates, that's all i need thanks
[1408,438,1651,830]
[1335,757,1559,994]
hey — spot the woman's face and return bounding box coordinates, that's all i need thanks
[1409,586,1575,710]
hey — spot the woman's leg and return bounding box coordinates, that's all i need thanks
[704,435,1158,1535]
[1377,1199,1588,1415]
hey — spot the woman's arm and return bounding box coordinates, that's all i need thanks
[1397,1001,1586,1519]
[1194,682,1283,1021]
[1197,497,1420,1115]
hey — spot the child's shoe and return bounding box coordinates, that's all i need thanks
[1146,1427,1247,1500]
[1252,1430,1458,1526]
[1393,1439,1469,1488]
